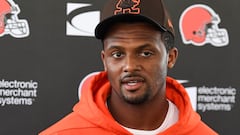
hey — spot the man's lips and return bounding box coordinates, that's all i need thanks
[121,76,145,91]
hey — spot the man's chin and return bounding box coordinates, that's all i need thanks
[123,94,149,105]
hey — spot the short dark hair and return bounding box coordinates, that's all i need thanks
[161,32,175,51]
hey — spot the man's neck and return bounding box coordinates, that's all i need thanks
[107,91,169,130]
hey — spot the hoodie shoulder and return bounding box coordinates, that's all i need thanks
[39,111,95,135]
[185,121,218,135]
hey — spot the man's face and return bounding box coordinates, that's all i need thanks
[101,22,170,104]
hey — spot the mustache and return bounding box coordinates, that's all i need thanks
[121,72,145,82]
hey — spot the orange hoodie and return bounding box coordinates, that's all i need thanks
[39,71,218,135]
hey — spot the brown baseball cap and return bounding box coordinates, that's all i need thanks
[95,0,174,39]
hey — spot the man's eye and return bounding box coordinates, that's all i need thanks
[140,51,153,57]
[112,52,124,58]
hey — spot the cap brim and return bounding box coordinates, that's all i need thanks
[95,14,167,39]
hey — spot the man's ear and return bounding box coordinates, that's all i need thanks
[167,47,178,69]
[101,50,107,71]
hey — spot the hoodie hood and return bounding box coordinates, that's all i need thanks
[73,71,201,134]
[40,71,217,135]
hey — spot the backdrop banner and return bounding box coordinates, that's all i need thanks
[0,0,239,134]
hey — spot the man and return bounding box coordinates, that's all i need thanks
[39,0,218,134]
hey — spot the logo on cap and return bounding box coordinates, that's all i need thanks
[179,4,229,47]
[114,0,140,15]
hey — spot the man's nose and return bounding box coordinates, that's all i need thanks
[123,55,141,72]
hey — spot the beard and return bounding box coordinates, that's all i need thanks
[120,86,151,104]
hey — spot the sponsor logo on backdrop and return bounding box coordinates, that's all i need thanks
[0,79,38,106]
[179,4,229,47]
[181,80,237,112]
[0,0,30,38]
[66,2,100,37]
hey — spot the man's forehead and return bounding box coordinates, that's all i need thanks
[103,42,159,52]
[104,23,161,40]
[103,36,163,51]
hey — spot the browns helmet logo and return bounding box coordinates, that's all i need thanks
[114,0,140,15]
[179,4,229,47]
[0,0,29,38]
